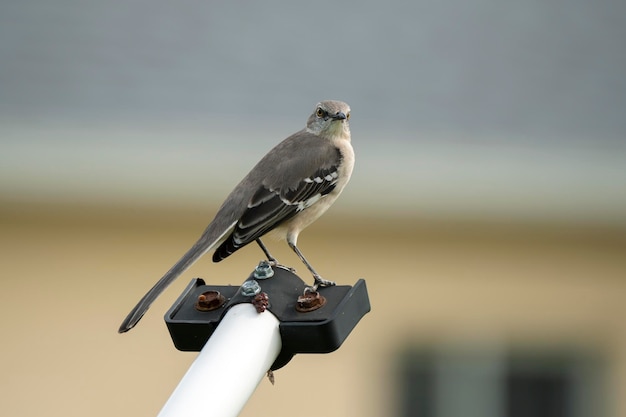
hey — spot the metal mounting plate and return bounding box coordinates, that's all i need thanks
[164,266,370,370]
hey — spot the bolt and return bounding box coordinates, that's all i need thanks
[295,291,326,312]
[240,279,262,296]
[254,260,274,279]
[252,292,270,313]
[195,290,226,312]
[266,370,275,385]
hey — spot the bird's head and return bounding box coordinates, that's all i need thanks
[306,100,351,139]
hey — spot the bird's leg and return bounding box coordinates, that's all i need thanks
[256,238,278,264]
[256,239,296,272]
[288,242,336,291]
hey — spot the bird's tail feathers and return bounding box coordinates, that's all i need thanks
[118,222,236,333]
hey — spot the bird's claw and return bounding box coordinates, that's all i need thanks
[267,257,296,273]
[315,275,336,288]
[304,275,335,293]
[268,259,296,273]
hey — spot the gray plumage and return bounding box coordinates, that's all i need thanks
[119,100,354,333]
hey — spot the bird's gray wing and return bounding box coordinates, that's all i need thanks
[212,163,340,261]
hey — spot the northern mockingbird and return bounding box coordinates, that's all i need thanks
[119,100,354,333]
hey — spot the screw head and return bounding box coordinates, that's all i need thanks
[254,260,274,279]
[295,291,326,312]
[240,279,262,296]
[195,290,226,311]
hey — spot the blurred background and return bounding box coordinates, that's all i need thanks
[1,1,625,416]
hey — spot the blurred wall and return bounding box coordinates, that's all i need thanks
[1,202,625,417]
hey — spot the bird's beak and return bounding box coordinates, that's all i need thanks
[331,112,347,120]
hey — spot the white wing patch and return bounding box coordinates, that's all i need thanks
[280,170,339,211]
[297,193,323,211]
[303,171,338,184]
[280,190,324,212]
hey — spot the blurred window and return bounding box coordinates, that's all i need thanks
[397,349,605,417]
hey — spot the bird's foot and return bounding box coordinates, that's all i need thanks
[314,274,336,288]
[304,275,336,293]
[267,259,297,273]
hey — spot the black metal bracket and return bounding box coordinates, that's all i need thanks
[164,264,370,370]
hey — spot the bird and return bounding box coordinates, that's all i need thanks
[118,100,354,333]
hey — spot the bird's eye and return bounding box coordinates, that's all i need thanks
[346,112,351,120]
[316,107,326,118]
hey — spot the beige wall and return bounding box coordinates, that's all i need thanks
[1,201,624,417]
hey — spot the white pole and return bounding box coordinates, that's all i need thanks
[158,303,282,417]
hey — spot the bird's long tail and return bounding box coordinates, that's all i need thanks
[118,222,235,333]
